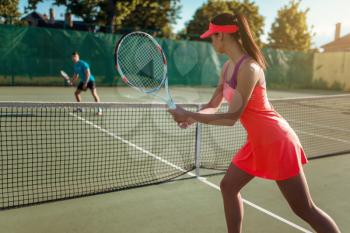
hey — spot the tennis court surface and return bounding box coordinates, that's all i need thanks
[0,87,349,232]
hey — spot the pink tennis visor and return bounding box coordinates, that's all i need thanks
[200,23,239,39]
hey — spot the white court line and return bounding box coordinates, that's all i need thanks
[198,177,312,233]
[70,113,312,233]
[288,119,350,134]
[294,128,350,145]
[70,113,187,173]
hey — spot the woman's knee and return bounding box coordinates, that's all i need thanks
[220,178,239,195]
[290,201,317,220]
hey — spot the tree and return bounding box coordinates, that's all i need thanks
[56,0,101,24]
[26,0,180,37]
[27,0,101,24]
[186,0,264,45]
[27,0,102,31]
[26,0,42,11]
[27,0,134,32]
[226,0,264,47]
[0,0,20,24]
[186,0,227,40]
[120,0,181,37]
[97,0,138,33]
[98,0,181,36]
[268,0,313,51]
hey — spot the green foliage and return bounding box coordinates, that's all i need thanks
[186,0,227,40]
[226,0,264,47]
[185,0,264,45]
[268,0,313,51]
[25,0,180,37]
[27,0,102,23]
[0,0,20,24]
[97,0,136,32]
[26,0,42,11]
[120,0,181,37]
[56,0,101,24]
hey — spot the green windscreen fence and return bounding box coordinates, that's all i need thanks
[0,25,118,86]
[0,25,313,88]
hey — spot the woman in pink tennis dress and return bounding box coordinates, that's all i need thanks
[168,13,340,233]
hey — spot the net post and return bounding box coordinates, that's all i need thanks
[195,104,202,178]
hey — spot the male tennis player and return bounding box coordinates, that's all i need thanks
[71,51,102,115]
[169,13,340,233]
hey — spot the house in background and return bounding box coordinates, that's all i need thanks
[313,23,350,91]
[21,8,94,32]
[321,23,350,52]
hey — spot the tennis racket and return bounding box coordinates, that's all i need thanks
[60,70,72,85]
[114,31,176,109]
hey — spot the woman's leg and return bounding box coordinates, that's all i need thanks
[220,163,254,233]
[276,170,340,233]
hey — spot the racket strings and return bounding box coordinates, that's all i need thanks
[117,34,165,92]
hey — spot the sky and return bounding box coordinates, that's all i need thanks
[19,0,350,48]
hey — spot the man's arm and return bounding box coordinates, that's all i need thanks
[72,73,79,82]
[82,68,91,89]
[84,69,90,83]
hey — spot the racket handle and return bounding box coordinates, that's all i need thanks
[167,100,176,110]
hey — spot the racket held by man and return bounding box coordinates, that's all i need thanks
[60,70,73,86]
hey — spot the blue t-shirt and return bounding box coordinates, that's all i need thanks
[73,60,95,82]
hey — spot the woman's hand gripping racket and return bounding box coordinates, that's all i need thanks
[60,70,73,86]
[114,31,176,109]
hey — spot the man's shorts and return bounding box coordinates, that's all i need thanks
[77,80,96,91]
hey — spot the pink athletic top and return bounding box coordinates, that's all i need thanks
[222,55,308,180]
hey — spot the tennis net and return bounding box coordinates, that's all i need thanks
[1,94,350,209]
[200,94,350,169]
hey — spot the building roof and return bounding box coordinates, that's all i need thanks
[21,11,92,32]
[21,11,47,22]
[321,33,350,50]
